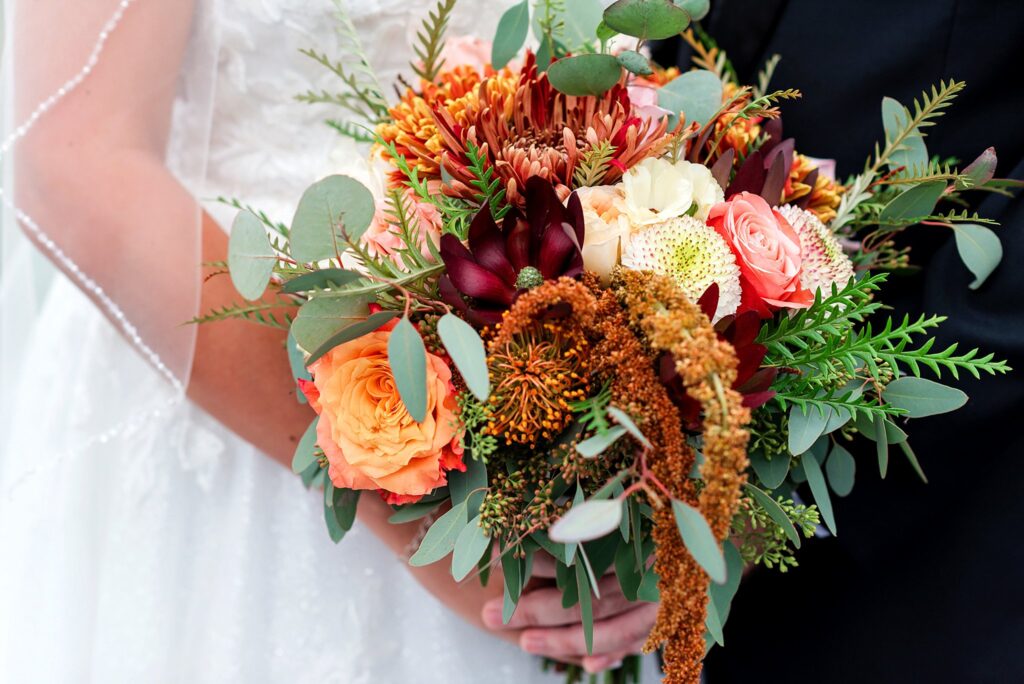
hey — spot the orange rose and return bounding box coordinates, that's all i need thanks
[708,192,814,316]
[300,318,464,504]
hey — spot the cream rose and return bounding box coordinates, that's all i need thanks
[577,185,632,282]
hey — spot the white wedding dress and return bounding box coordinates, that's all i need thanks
[0,1,569,681]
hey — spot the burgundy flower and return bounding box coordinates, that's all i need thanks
[439,176,585,327]
[661,283,777,431]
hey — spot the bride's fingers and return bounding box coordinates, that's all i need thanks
[517,602,659,659]
[482,575,632,629]
[581,649,643,674]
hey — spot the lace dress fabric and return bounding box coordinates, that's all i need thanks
[0,1,569,681]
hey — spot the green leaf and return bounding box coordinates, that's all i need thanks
[674,0,710,20]
[607,406,652,449]
[706,540,742,646]
[531,530,568,562]
[658,69,723,128]
[280,268,362,294]
[576,425,627,458]
[409,500,468,566]
[227,210,276,301]
[801,453,836,535]
[671,500,726,584]
[825,442,856,497]
[532,0,605,51]
[616,50,653,76]
[748,449,790,489]
[958,147,997,189]
[550,499,624,543]
[614,538,642,601]
[853,412,908,445]
[602,0,691,40]
[883,376,968,418]
[743,483,800,548]
[290,175,375,263]
[448,454,487,514]
[898,440,929,483]
[874,413,890,478]
[788,404,830,456]
[595,20,617,42]
[305,310,399,366]
[388,499,443,523]
[951,223,1003,289]
[451,515,491,581]
[881,96,928,174]
[329,486,360,532]
[291,294,373,356]
[287,332,311,404]
[636,566,660,602]
[291,417,319,474]
[323,481,346,543]
[388,316,428,422]
[547,53,623,96]
[576,555,595,655]
[437,313,490,401]
[491,0,530,69]
[502,551,523,622]
[879,180,946,223]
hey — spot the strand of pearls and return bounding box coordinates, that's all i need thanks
[1,0,183,391]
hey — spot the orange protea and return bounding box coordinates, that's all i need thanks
[783,153,844,223]
[376,64,515,177]
[484,321,591,448]
[432,53,676,205]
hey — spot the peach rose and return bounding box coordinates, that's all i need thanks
[577,184,632,282]
[362,189,443,262]
[301,318,464,504]
[707,192,814,314]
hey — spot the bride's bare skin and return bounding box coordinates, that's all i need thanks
[16,0,655,674]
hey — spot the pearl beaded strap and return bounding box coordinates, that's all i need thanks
[0,0,183,392]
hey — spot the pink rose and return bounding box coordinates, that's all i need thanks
[707,192,814,315]
[627,83,673,126]
[362,189,442,261]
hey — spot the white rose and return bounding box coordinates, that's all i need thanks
[622,157,724,226]
[576,185,632,283]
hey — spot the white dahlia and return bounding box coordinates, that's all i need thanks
[621,216,742,322]
[777,204,855,296]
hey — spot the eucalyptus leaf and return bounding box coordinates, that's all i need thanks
[951,223,1003,289]
[608,406,652,449]
[291,294,373,356]
[492,0,530,69]
[707,541,742,639]
[388,316,428,422]
[305,310,399,366]
[853,413,908,445]
[290,175,375,263]
[874,414,890,478]
[576,425,628,458]
[532,0,604,51]
[614,538,642,601]
[788,404,830,456]
[287,332,311,404]
[409,500,468,566]
[671,500,726,584]
[617,50,653,76]
[825,443,856,497]
[881,96,928,174]
[576,556,595,654]
[437,313,490,401]
[502,552,523,622]
[323,481,346,543]
[281,268,362,294]
[550,499,623,543]
[958,147,997,189]
[388,499,443,524]
[227,210,275,301]
[636,566,660,602]
[743,483,800,548]
[801,453,836,535]
[658,69,722,128]
[748,449,790,489]
[291,417,319,474]
[603,0,691,40]
[898,440,929,483]
[329,487,360,532]
[878,180,946,223]
[449,455,487,515]
[451,515,491,581]
[884,376,968,417]
[547,54,623,96]
[674,0,710,21]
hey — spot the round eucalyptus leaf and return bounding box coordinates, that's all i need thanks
[546,53,623,96]
[657,69,723,128]
[602,0,691,40]
[675,0,710,20]
[550,499,623,543]
[290,175,375,263]
[881,96,928,174]
[951,223,1003,290]
[825,443,856,497]
[788,404,830,456]
[616,49,653,76]
[228,210,275,301]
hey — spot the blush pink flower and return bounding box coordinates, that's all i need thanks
[362,189,442,261]
[707,191,814,315]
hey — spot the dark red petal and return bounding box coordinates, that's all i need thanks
[737,367,777,395]
[741,390,776,409]
[445,253,515,305]
[468,208,517,285]
[440,232,476,264]
[505,216,532,272]
[730,311,762,348]
[794,168,819,209]
[710,149,734,193]
[726,150,766,198]
[697,283,720,321]
[566,191,585,244]
[537,222,576,279]
[760,150,788,206]
[438,275,470,315]
[468,306,505,328]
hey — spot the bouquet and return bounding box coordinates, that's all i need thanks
[198,1,1015,681]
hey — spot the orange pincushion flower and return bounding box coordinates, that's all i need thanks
[783,153,844,223]
[301,318,465,504]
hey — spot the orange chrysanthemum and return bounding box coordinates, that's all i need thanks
[783,153,844,223]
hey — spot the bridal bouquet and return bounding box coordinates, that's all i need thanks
[200,1,1013,681]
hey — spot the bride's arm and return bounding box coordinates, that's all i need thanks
[15,0,517,640]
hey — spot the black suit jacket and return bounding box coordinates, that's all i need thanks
[654,2,1024,682]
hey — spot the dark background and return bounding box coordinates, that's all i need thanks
[653,2,1024,682]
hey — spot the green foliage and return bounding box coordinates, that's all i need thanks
[658,69,722,129]
[732,493,819,572]
[492,1,531,69]
[602,0,691,41]
[409,499,468,566]
[571,382,613,434]
[952,223,1003,289]
[437,313,491,401]
[289,175,376,263]
[456,391,499,462]
[388,316,429,422]
[411,0,458,82]
[326,119,376,143]
[671,499,726,584]
[297,1,389,123]
[572,140,616,187]
[227,210,276,300]
[188,300,293,330]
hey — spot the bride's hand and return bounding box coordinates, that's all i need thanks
[480,553,658,674]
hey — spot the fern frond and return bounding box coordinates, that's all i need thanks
[754,54,781,98]
[189,301,294,330]
[215,197,289,239]
[326,119,376,143]
[411,0,458,83]
[572,140,616,188]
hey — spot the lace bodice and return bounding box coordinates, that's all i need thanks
[199,0,517,228]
